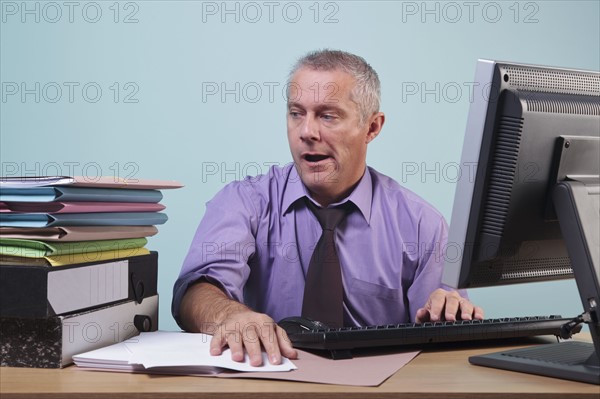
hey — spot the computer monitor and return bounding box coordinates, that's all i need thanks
[441,59,599,384]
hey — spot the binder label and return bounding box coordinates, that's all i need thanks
[47,260,128,314]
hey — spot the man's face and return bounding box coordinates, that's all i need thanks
[287,67,375,206]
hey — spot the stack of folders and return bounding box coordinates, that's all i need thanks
[0,176,182,368]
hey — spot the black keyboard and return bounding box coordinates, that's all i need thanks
[281,315,580,359]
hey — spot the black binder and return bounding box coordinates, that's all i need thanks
[1,295,158,368]
[0,252,158,318]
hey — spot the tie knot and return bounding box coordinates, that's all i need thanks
[305,198,350,231]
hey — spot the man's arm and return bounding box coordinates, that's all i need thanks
[179,281,297,366]
[174,180,297,365]
[407,210,484,323]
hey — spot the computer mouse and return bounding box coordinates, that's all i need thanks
[278,316,330,335]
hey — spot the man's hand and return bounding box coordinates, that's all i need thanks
[179,281,297,367]
[208,309,298,367]
[415,288,484,323]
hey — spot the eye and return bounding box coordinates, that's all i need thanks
[288,108,302,118]
[321,114,335,121]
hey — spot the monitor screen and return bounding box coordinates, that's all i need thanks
[442,59,599,288]
[442,59,599,384]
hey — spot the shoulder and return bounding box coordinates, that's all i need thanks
[368,166,446,228]
[208,164,291,213]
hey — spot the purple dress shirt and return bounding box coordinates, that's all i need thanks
[173,164,459,327]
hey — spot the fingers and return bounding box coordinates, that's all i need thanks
[276,326,298,360]
[208,312,295,367]
[257,322,281,365]
[244,324,266,366]
[443,292,462,321]
[414,307,430,324]
[473,305,485,320]
[457,298,473,320]
[209,330,226,356]
[418,289,485,323]
[227,331,248,363]
[457,300,485,321]
[209,329,246,362]
[424,288,449,322]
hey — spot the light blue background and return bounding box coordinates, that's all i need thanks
[1,0,599,331]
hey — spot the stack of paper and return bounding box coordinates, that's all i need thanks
[73,331,422,387]
[0,176,182,266]
[74,331,297,374]
[0,176,182,368]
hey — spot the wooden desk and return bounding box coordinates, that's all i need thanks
[1,337,598,399]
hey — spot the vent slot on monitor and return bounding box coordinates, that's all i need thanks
[480,115,524,237]
[501,65,600,96]
[521,91,600,115]
[499,257,573,281]
[472,257,572,286]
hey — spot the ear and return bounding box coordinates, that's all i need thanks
[365,112,385,144]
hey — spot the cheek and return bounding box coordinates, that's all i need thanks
[286,117,297,134]
[287,127,296,143]
[338,137,363,156]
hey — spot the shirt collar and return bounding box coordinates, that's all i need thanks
[282,165,373,224]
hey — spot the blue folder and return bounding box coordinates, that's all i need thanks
[0,213,168,228]
[0,187,163,203]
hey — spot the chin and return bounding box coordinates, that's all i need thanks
[300,165,339,186]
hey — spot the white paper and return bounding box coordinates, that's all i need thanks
[73,331,296,374]
[62,295,158,366]
[0,176,75,188]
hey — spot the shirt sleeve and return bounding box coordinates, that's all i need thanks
[171,180,259,329]
[406,213,468,322]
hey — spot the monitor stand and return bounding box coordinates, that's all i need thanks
[470,339,599,384]
[472,138,600,385]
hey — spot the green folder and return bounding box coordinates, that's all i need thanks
[0,237,147,258]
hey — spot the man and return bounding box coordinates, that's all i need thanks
[173,50,483,367]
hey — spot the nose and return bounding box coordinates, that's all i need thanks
[299,115,320,142]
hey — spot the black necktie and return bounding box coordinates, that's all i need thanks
[302,198,350,328]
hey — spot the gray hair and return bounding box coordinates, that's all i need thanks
[288,49,381,124]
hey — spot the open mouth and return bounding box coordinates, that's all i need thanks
[303,154,330,163]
